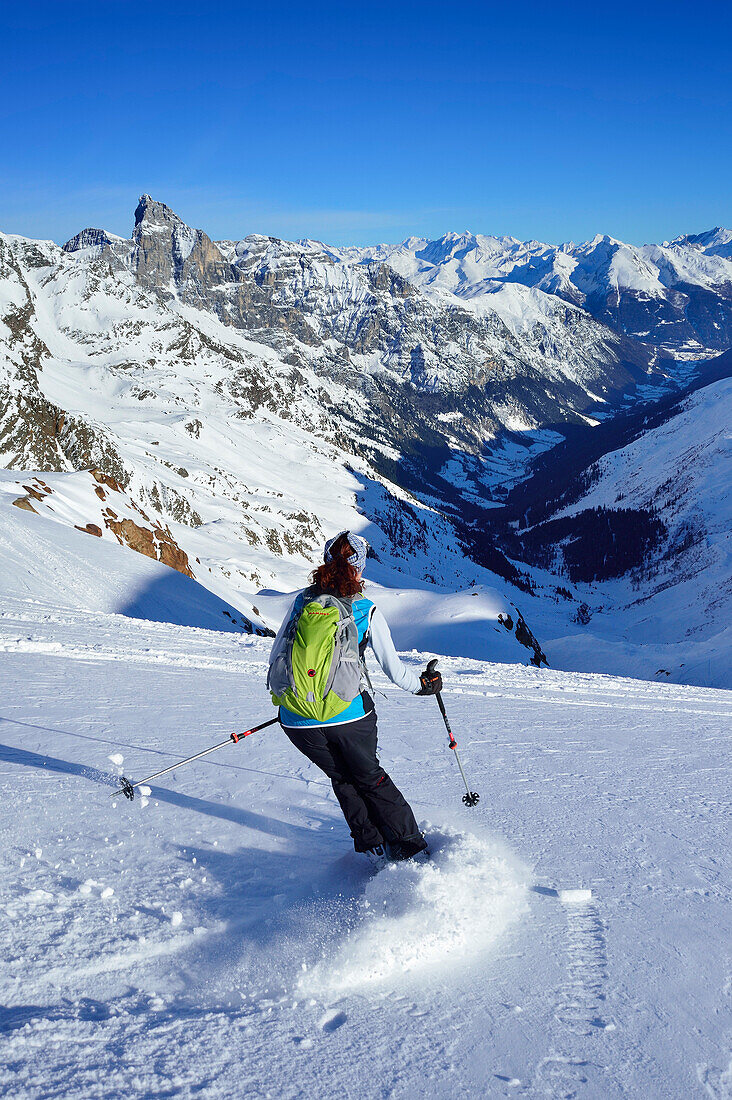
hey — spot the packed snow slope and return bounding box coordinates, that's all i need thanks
[0,599,730,1099]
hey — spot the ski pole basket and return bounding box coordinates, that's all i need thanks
[426,659,480,808]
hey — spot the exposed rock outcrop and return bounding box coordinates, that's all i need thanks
[12,471,196,580]
[102,514,194,577]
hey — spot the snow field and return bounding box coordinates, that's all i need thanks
[0,602,730,1097]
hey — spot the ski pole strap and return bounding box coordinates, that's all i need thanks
[230,716,280,744]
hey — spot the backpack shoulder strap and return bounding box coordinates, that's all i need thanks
[359,600,379,697]
[329,593,354,615]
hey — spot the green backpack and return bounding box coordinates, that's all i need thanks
[267,589,364,721]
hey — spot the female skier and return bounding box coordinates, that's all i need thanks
[270,530,442,869]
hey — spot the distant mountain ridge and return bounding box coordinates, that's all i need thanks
[3,195,664,517]
[311,226,732,357]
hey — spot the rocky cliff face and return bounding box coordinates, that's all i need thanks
[10,467,194,569]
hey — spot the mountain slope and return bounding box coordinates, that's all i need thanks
[1,199,730,684]
[499,362,732,688]
[0,483,258,634]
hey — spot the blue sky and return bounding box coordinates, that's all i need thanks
[2,0,730,246]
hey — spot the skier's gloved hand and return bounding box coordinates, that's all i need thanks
[417,667,442,695]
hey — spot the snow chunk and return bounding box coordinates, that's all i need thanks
[26,889,54,903]
[559,888,593,906]
[107,753,124,767]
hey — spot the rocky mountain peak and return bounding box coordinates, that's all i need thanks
[133,194,187,232]
[129,195,233,300]
[415,231,480,265]
[672,227,732,259]
[63,228,121,254]
[582,233,621,252]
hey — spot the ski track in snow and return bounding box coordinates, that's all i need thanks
[533,893,616,1097]
[0,607,730,1098]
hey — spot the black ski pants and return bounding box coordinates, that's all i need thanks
[283,703,422,853]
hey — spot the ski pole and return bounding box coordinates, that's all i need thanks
[111,717,279,801]
[426,659,480,807]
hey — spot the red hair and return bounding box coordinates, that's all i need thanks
[311,533,363,598]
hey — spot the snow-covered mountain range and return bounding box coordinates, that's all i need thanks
[329,226,732,357]
[1,196,730,685]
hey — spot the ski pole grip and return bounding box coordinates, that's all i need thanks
[426,661,458,749]
[230,716,279,745]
